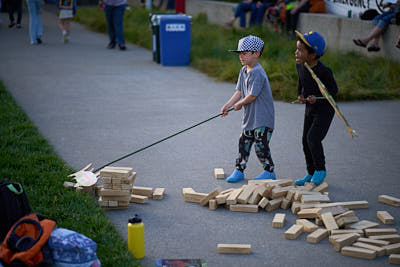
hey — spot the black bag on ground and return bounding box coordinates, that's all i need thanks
[0,181,31,243]
[359,9,379,20]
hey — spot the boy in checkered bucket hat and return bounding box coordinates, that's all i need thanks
[221,35,276,182]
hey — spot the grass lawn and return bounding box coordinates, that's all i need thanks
[0,81,139,267]
[74,6,400,102]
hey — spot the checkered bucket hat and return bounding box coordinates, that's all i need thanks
[229,35,264,53]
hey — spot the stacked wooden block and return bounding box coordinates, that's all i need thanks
[130,186,166,203]
[98,167,136,209]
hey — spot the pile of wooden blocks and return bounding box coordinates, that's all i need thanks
[98,167,136,209]
[131,186,165,204]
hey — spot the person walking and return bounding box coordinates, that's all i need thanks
[99,0,127,50]
[57,0,77,43]
[26,0,43,44]
[6,0,23,28]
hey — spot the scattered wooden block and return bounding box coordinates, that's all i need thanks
[237,185,256,204]
[220,188,235,195]
[272,213,286,228]
[130,194,148,204]
[291,202,302,214]
[378,195,400,207]
[341,246,376,260]
[352,242,386,257]
[284,224,304,240]
[296,219,318,233]
[265,198,283,212]
[334,210,355,221]
[389,254,400,264]
[226,188,244,205]
[248,178,293,187]
[216,194,228,205]
[294,191,321,202]
[383,243,400,255]
[365,228,397,237]
[271,186,294,199]
[333,233,361,252]
[321,212,339,231]
[301,201,369,210]
[280,198,291,210]
[152,188,165,200]
[330,229,364,236]
[369,234,400,244]
[182,187,195,195]
[315,217,323,226]
[132,186,153,197]
[209,199,217,210]
[347,220,379,230]
[230,204,258,213]
[320,206,348,216]
[329,233,360,244]
[312,182,329,193]
[357,237,390,247]
[200,188,219,206]
[285,188,297,201]
[377,211,395,225]
[184,192,208,203]
[217,244,251,254]
[337,216,360,228]
[252,184,269,198]
[302,182,316,191]
[214,168,225,179]
[301,194,330,203]
[247,189,262,205]
[258,197,269,209]
[297,208,322,219]
[307,228,329,244]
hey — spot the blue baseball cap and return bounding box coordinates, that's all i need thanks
[295,30,325,56]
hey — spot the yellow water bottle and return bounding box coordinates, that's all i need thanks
[128,214,145,259]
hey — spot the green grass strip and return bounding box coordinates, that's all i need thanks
[75,6,400,102]
[0,81,139,267]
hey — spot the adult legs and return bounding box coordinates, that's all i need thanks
[16,0,22,25]
[104,5,116,46]
[255,1,275,25]
[112,4,126,46]
[288,4,309,35]
[26,0,42,43]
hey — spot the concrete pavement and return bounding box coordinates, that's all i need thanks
[1,7,400,267]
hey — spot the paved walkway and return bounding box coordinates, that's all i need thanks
[1,8,399,267]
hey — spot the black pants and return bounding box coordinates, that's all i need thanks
[303,109,334,175]
[285,3,310,34]
[236,127,274,172]
[7,0,23,24]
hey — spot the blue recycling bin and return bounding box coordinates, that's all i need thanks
[158,14,192,66]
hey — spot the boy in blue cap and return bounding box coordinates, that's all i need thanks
[221,35,276,183]
[294,31,338,186]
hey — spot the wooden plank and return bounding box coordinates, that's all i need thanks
[365,228,397,237]
[341,246,376,260]
[334,210,355,220]
[272,213,286,228]
[329,233,360,244]
[369,234,400,243]
[132,186,153,197]
[99,188,130,196]
[130,194,148,204]
[258,197,269,208]
[214,168,225,179]
[312,181,329,193]
[389,254,400,264]
[284,224,304,240]
[248,178,293,187]
[306,228,329,244]
[352,242,386,257]
[383,243,400,255]
[357,237,390,247]
[265,198,283,212]
[297,208,322,219]
[346,220,379,230]
[333,233,360,252]
[300,201,369,210]
[237,185,257,204]
[377,211,395,225]
[100,168,130,178]
[320,212,339,231]
[226,187,244,205]
[330,229,364,236]
[184,192,208,203]
[209,199,217,210]
[200,188,219,206]
[337,216,360,228]
[378,195,400,207]
[101,195,131,202]
[230,204,258,213]
[294,191,321,202]
[152,188,165,200]
[296,219,318,233]
[301,194,330,203]
[217,244,251,254]
[320,206,348,216]
[220,188,235,195]
[271,186,294,199]
[252,184,269,198]
[280,198,291,210]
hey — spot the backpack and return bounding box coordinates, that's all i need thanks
[360,9,379,20]
[0,182,32,243]
[0,213,56,267]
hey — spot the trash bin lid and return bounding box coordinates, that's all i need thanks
[152,14,192,25]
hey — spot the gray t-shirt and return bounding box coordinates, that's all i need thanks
[235,63,275,131]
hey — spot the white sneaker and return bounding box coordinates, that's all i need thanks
[62,31,68,43]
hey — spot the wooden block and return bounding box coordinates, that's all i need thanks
[271,186,294,199]
[226,188,244,205]
[247,190,262,205]
[307,228,329,243]
[315,217,323,226]
[265,198,283,212]
[214,168,225,179]
[329,233,360,244]
[130,194,148,204]
[302,182,316,191]
[103,183,112,189]
[389,254,400,264]
[347,220,379,230]
[357,237,390,247]
[333,233,360,252]
[101,176,112,184]
[122,173,136,184]
[284,224,304,240]
[365,228,397,237]
[321,212,339,231]
[102,166,133,173]
[248,178,293,187]
[378,195,400,207]
[341,246,376,260]
[312,181,329,193]
[272,213,286,228]
[296,219,318,233]
[184,192,208,203]
[377,211,395,225]
[294,191,321,201]
[331,229,364,236]
[285,188,297,201]
[217,244,251,254]
[209,199,217,210]
[112,184,122,190]
[230,204,258,213]
[369,234,400,244]
[182,187,195,195]
[337,216,360,228]
[280,198,291,209]
[258,197,269,208]
[383,243,400,255]
[301,194,330,203]
[132,186,153,197]
[152,188,165,200]
[297,208,322,219]
[216,194,228,205]
[101,195,131,202]
[112,177,121,184]
[220,188,235,195]
[98,197,109,207]
[100,169,130,178]
[118,201,129,207]
[200,188,219,206]
[237,185,257,204]
[108,200,118,207]
[99,188,130,196]
[291,202,302,215]
[121,183,132,190]
[300,201,369,210]
[352,242,386,256]
[320,206,349,217]
[334,210,355,220]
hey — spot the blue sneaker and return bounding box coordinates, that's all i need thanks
[311,170,326,186]
[253,170,276,180]
[295,173,313,186]
[226,169,244,183]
